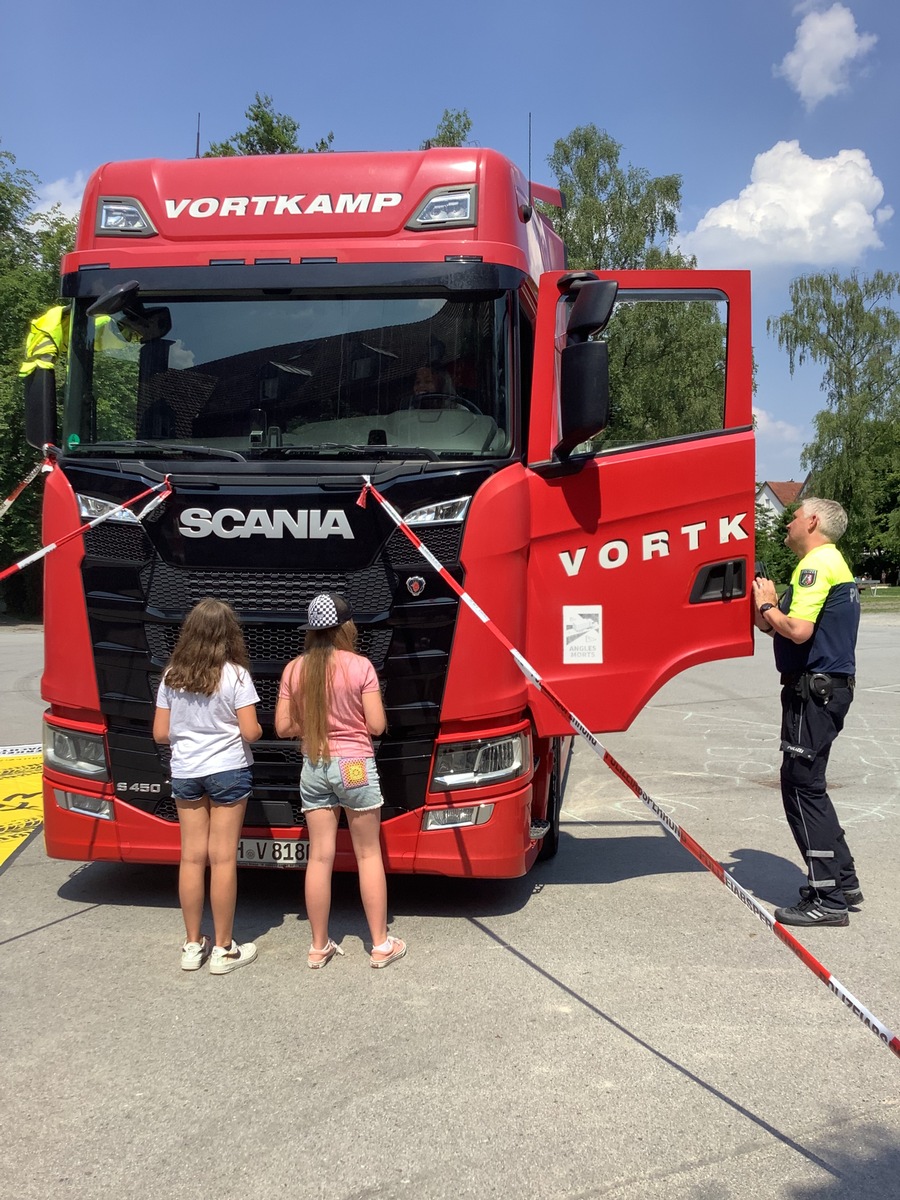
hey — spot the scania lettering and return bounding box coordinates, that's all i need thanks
[178,508,355,539]
[24,148,755,877]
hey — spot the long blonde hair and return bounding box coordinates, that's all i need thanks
[290,621,358,763]
[165,597,250,696]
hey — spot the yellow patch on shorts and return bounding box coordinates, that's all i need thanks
[340,759,368,789]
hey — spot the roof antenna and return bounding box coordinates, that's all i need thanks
[522,112,534,223]
[195,113,201,158]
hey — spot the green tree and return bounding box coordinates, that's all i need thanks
[543,126,725,448]
[755,501,798,586]
[205,92,333,157]
[0,146,76,615]
[421,108,473,150]
[767,271,900,569]
[598,295,727,449]
[544,125,685,270]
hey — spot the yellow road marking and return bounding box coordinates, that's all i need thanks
[0,751,42,869]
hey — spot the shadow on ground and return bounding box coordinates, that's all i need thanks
[51,827,805,943]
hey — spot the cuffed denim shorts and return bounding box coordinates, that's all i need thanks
[300,757,384,813]
[172,767,253,806]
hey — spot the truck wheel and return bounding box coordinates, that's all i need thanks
[536,741,562,862]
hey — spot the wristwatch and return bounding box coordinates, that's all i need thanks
[759,603,776,615]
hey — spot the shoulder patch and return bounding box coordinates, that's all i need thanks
[798,569,817,587]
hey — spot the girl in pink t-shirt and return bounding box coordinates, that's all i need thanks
[275,592,406,970]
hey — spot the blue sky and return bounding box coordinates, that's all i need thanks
[3,0,897,482]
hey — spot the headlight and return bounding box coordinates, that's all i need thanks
[406,186,477,230]
[430,731,529,791]
[404,496,471,526]
[44,725,109,781]
[96,198,157,237]
[77,494,140,524]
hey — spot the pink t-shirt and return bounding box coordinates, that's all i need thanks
[278,650,379,759]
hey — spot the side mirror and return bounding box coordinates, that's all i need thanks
[87,279,171,342]
[565,279,618,344]
[87,280,141,318]
[555,340,610,460]
[23,369,57,450]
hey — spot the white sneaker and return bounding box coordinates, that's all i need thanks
[209,939,258,975]
[181,935,212,971]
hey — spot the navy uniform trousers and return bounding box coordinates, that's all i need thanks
[780,681,859,906]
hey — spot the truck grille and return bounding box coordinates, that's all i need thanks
[142,560,396,614]
[385,524,462,567]
[84,523,154,561]
[146,625,393,671]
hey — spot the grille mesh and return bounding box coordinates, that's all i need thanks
[386,524,462,567]
[147,625,392,672]
[143,561,395,614]
[84,523,154,561]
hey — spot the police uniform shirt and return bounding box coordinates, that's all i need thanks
[773,543,859,676]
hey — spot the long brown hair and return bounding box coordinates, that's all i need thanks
[289,621,358,763]
[164,597,250,696]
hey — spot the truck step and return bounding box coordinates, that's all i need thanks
[529,820,551,841]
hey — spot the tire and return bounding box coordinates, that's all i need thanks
[536,739,562,862]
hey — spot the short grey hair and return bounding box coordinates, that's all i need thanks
[801,497,848,542]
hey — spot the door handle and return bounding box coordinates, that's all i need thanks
[689,559,746,603]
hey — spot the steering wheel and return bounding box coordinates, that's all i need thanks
[408,391,482,415]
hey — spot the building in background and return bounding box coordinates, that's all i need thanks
[756,479,806,524]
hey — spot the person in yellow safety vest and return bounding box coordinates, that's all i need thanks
[18,304,71,378]
[19,304,137,378]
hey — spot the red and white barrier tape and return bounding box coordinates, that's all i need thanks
[0,458,52,521]
[0,476,172,585]
[357,475,900,1061]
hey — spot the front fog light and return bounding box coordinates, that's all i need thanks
[54,790,114,820]
[422,804,494,830]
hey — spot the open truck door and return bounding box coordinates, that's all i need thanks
[524,269,755,737]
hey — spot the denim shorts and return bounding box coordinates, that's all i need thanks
[300,757,383,813]
[172,767,253,806]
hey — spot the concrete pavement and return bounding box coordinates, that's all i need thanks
[2,615,899,1198]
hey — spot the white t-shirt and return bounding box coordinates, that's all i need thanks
[156,662,260,777]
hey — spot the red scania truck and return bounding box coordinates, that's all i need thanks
[23,147,755,876]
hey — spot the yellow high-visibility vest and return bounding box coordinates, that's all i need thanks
[19,305,70,377]
[19,306,132,377]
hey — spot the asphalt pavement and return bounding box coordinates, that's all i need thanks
[2,615,899,1199]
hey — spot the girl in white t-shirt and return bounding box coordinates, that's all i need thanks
[154,597,262,974]
[275,592,406,970]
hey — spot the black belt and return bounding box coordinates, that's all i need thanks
[781,671,855,687]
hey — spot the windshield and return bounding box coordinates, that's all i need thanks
[64,294,512,460]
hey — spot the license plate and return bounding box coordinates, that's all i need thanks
[237,839,309,868]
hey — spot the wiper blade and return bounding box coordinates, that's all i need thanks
[71,440,246,461]
[280,443,439,462]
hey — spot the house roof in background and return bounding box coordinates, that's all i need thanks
[760,480,804,507]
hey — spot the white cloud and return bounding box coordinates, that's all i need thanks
[775,3,876,110]
[679,140,892,269]
[35,172,87,219]
[753,406,804,445]
[753,406,808,481]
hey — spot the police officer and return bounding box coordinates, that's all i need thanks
[752,497,861,927]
